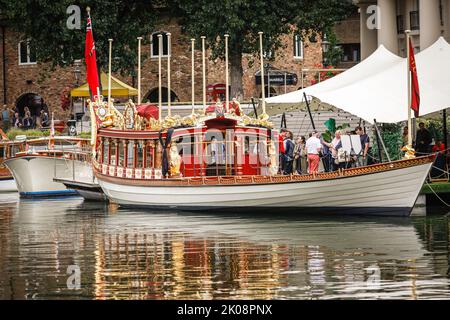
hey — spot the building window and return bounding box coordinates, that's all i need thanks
[18,40,37,65]
[410,11,420,30]
[151,32,170,58]
[397,15,404,34]
[293,35,303,59]
[340,43,360,63]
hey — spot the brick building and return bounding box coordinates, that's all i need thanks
[0,18,322,121]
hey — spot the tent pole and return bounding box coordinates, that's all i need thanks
[251,98,258,118]
[281,113,286,129]
[303,92,315,130]
[444,109,448,151]
[374,119,391,162]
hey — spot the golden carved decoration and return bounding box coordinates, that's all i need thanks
[169,142,181,177]
[401,144,416,159]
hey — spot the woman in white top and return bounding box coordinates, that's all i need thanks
[322,130,342,171]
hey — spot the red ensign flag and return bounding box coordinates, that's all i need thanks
[85,9,100,99]
[409,38,420,118]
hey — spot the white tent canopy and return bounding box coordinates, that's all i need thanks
[266,37,450,124]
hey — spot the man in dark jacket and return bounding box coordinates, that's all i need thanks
[415,122,432,155]
[282,131,295,175]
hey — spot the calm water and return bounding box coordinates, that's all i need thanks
[0,193,450,300]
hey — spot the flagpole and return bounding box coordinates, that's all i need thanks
[201,36,206,114]
[137,37,143,105]
[108,39,113,107]
[191,38,195,115]
[405,30,412,146]
[167,33,172,117]
[158,34,163,121]
[258,32,266,115]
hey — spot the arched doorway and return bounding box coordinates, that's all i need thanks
[144,88,179,104]
[15,93,47,117]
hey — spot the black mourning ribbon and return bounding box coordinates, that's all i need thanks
[159,128,174,177]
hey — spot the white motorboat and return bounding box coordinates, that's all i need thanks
[3,137,91,198]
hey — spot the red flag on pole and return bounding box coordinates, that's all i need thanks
[409,38,420,118]
[85,8,100,99]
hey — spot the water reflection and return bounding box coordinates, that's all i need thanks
[0,194,449,300]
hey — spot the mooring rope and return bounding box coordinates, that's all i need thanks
[425,181,450,208]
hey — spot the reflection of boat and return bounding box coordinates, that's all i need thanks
[3,137,91,198]
[102,209,428,261]
[91,99,434,216]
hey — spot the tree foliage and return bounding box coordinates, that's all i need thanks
[0,0,356,95]
[0,0,157,76]
[170,0,355,97]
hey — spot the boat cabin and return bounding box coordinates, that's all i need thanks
[95,116,278,180]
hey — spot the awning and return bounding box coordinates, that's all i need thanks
[265,37,450,124]
[71,72,138,97]
[255,65,298,86]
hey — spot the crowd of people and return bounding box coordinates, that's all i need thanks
[279,126,370,175]
[1,104,49,132]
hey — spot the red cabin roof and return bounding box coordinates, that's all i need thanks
[137,103,159,120]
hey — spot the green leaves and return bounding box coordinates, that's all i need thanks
[0,0,155,75]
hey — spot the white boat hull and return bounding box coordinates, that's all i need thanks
[97,160,433,217]
[0,178,18,192]
[4,156,90,198]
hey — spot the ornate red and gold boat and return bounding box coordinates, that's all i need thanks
[90,99,434,217]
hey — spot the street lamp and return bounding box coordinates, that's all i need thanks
[321,34,330,66]
[73,59,81,85]
[321,34,330,53]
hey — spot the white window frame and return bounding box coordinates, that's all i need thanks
[150,31,170,58]
[294,34,304,60]
[18,40,37,65]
